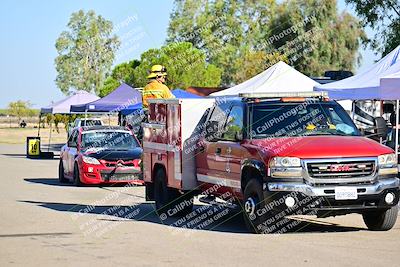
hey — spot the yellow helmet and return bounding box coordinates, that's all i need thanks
[147,64,167,79]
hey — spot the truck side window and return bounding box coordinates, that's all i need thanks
[207,103,231,140]
[223,105,243,141]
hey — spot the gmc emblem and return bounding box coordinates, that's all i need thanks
[330,164,351,172]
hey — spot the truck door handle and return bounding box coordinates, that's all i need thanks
[198,145,205,153]
[215,147,222,155]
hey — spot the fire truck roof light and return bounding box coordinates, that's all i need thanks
[281,97,306,102]
[239,91,328,99]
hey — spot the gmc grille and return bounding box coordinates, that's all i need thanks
[307,160,375,179]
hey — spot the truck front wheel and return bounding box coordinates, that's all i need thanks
[363,206,398,231]
[243,179,270,234]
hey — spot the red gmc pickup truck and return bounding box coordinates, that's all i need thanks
[143,92,399,233]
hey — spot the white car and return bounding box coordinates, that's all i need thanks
[68,118,103,137]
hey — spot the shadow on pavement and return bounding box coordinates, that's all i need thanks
[24,178,143,188]
[19,199,364,235]
[24,178,72,187]
[41,143,64,152]
[1,153,27,158]
[1,153,59,160]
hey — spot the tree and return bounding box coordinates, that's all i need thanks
[7,100,31,121]
[167,0,365,82]
[55,10,120,95]
[99,77,121,97]
[268,0,366,76]
[99,60,140,97]
[346,0,400,56]
[132,42,222,89]
[167,0,278,85]
[233,51,287,84]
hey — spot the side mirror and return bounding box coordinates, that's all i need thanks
[374,117,388,138]
[205,121,219,141]
[235,131,243,141]
[68,141,77,148]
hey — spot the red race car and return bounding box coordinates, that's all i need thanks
[59,126,143,186]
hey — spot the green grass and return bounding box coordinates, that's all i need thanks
[0,109,9,116]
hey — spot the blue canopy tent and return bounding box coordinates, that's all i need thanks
[171,89,201,99]
[120,89,200,115]
[70,83,142,113]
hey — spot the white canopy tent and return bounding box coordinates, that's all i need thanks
[314,45,400,158]
[211,61,319,96]
[40,90,99,114]
[314,45,400,100]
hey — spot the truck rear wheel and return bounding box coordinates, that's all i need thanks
[154,169,193,219]
[363,206,398,231]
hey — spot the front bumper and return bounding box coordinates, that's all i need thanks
[267,178,399,197]
[81,164,143,184]
[266,178,400,214]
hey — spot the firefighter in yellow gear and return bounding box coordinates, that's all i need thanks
[142,65,174,108]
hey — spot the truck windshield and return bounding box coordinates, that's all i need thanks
[251,101,360,138]
[81,131,138,150]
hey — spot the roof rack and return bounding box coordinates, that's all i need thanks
[238,91,328,98]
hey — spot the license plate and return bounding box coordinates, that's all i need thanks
[335,187,358,200]
[103,174,138,181]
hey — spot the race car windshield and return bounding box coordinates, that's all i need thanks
[81,131,139,150]
[251,101,360,138]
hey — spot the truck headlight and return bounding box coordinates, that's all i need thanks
[82,156,101,165]
[269,157,302,178]
[378,153,397,176]
[270,157,301,167]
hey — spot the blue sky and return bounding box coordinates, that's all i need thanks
[0,0,379,108]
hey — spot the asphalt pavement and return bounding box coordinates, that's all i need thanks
[0,144,399,266]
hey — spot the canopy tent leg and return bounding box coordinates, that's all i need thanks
[351,101,355,120]
[48,117,52,152]
[37,114,41,137]
[396,100,399,160]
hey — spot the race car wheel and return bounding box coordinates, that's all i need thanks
[58,160,68,183]
[73,163,83,187]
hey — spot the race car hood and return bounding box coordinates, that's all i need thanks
[82,147,143,161]
[248,136,394,159]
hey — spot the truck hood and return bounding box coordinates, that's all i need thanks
[248,136,393,159]
[82,147,142,161]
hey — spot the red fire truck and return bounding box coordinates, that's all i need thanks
[142,92,399,233]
